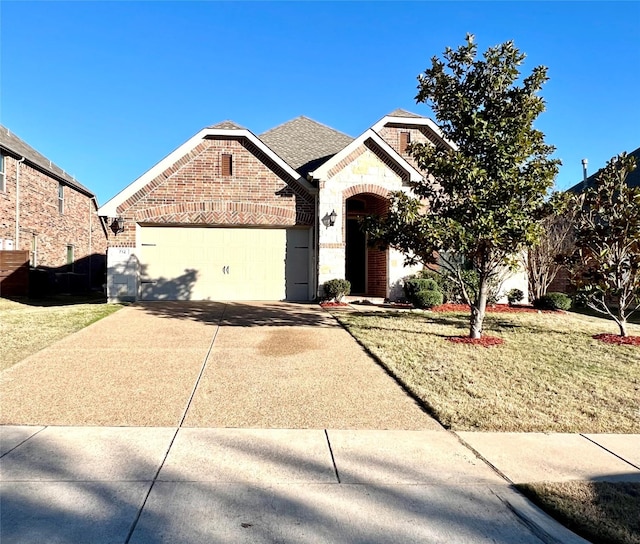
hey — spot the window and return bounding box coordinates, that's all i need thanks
[30,235,38,267]
[66,245,74,271]
[0,153,5,192]
[58,183,64,213]
[221,154,233,176]
[400,132,411,153]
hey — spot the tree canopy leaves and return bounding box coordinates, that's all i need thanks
[566,152,640,336]
[365,35,560,338]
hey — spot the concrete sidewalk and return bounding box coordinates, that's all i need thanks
[5,425,636,544]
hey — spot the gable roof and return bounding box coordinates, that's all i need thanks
[259,116,354,176]
[308,129,423,183]
[0,125,95,198]
[371,112,457,151]
[208,120,247,130]
[385,108,425,119]
[98,123,313,217]
[568,146,640,193]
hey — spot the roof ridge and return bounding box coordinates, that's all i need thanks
[386,108,426,119]
[207,120,247,130]
[0,124,94,197]
[260,115,353,139]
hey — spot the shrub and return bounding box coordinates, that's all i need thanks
[323,279,351,302]
[507,288,524,306]
[413,289,444,309]
[404,278,438,300]
[418,270,460,303]
[418,268,502,304]
[534,292,572,311]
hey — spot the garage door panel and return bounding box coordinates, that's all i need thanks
[138,227,306,301]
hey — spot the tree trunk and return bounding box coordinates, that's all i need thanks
[469,280,489,339]
[616,316,628,337]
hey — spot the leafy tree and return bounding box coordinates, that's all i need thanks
[565,152,639,337]
[364,35,560,338]
[526,193,576,301]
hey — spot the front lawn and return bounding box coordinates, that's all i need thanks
[518,482,640,544]
[0,297,122,371]
[332,308,640,433]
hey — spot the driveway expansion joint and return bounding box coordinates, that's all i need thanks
[580,433,640,471]
[324,429,341,483]
[452,430,514,485]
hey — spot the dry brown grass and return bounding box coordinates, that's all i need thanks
[0,297,122,371]
[518,482,640,544]
[333,308,640,433]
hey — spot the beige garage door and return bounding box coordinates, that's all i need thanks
[138,226,310,301]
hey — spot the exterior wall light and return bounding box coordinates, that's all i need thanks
[328,209,337,227]
[109,216,125,235]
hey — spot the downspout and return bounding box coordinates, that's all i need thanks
[15,156,26,249]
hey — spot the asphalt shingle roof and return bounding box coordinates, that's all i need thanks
[207,120,247,130]
[260,116,354,175]
[386,108,425,119]
[0,125,94,197]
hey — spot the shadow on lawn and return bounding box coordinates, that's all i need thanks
[2,293,108,308]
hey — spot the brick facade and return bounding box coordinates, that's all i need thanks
[103,112,523,303]
[0,153,106,292]
[109,138,314,248]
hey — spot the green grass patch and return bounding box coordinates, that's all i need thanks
[518,482,640,544]
[0,297,123,371]
[332,309,640,433]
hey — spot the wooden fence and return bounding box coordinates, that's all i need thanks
[0,250,29,297]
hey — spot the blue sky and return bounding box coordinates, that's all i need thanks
[1,1,638,204]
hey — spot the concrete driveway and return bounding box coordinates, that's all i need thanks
[0,301,439,429]
[0,302,599,543]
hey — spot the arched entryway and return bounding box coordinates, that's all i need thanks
[345,193,389,297]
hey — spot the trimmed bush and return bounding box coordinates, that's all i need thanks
[507,288,524,306]
[413,289,444,309]
[534,292,572,311]
[323,279,351,302]
[404,278,438,300]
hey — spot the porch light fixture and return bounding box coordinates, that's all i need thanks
[328,209,337,227]
[111,216,125,234]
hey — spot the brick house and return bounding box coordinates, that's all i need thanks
[546,145,640,295]
[98,110,527,303]
[0,125,107,295]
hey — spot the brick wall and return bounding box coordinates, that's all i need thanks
[109,137,315,248]
[0,155,106,290]
[377,125,435,174]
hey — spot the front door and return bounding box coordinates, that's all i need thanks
[346,218,366,294]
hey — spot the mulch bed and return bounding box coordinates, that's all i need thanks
[432,303,555,314]
[593,334,640,346]
[320,301,350,308]
[446,335,505,347]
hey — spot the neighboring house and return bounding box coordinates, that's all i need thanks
[568,146,640,193]
[547,145,640,294]
[0,125,107,295]
[98,110,528,303]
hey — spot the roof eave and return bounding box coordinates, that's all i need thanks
[308,129,423,183]
[371,115,458,151]
[98,127,314,217]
